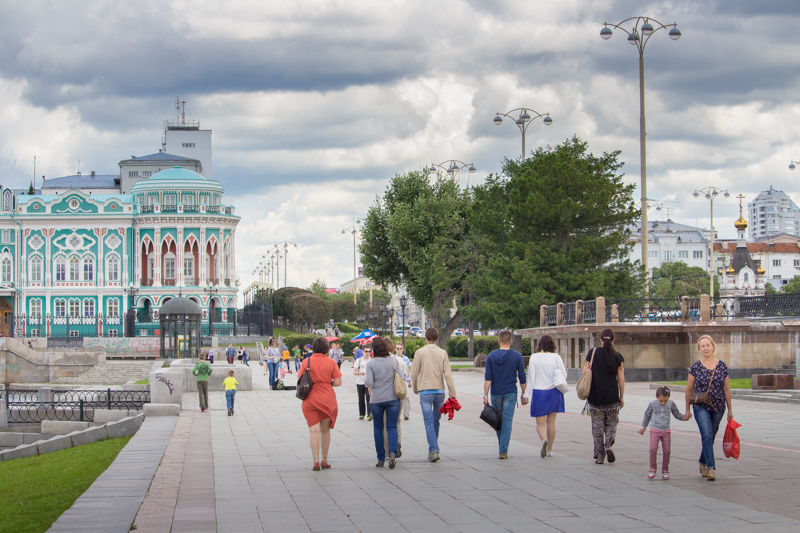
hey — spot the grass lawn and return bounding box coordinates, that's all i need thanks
[450,364,475,369]
[134,378,149,385]
[0,436,131,533]
[664,378,752,389]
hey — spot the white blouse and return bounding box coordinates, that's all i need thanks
[525,352,568,395]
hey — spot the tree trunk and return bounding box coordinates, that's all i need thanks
[437,309,462,350]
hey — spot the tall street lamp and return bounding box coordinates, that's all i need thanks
[341,218,362,305]
[789,161,800,171]
[399,294,408,349]
[204,281,220,334]
[427,160,476,188]
[493,107,553,161]
[693,187,730,299]
[275,241,298,288]
[601,16,682,295]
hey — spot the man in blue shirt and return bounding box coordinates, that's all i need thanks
[483,330,527,459]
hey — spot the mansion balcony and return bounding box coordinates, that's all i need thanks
[136,203,235,216]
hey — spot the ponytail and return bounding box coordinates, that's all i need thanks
[599,328,622,375]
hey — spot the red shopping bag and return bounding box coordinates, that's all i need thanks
[722,419,742,460]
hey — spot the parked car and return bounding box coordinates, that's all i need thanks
[409,327,423,337]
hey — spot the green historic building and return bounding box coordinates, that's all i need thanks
[0,166,239,337]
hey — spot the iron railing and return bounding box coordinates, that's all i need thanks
[606,298,683,323]
[563,302,576,325]
[3,389,150,423]
[582,300,597,323]
[544,305,557,326]
[713,293,800,320]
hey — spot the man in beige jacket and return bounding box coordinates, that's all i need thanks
[411,328,457,462]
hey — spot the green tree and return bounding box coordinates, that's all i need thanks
[308,278,328,298]
[780,276,800,293]
[28,181,35,195]
[466,136,643,329]
[651,262,719,299]
[360,170,472,346]
[765,283,778,295]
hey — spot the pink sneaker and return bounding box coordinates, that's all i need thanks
[662,472,670,480]
[648,470,656,480]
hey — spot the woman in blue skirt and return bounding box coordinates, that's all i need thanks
[524,335,567,458]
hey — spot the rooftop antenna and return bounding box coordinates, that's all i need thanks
[181,100,186,126]
[33,155,36,190]
[175,96,181,122]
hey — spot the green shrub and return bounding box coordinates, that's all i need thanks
[334,322,360,334]
[445,336,531,357]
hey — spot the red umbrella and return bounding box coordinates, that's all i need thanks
[326,336,340,342]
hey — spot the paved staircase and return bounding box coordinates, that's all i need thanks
[57,361,155,385]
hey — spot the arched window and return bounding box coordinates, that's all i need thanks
[1,257,11,283]
[744,272,749,283]
[183,256,194,278]
[84,257,94,281]
[54,299,66,317]
[164,252,176,279]
[30,256,42,282]
[107,256,119,282]
[2,189,12,211]
[30,299,42,317]
[107,298,119,317]
[55,256,66,281]
[68,299,80,317]
[84,299,95,317]
[69,256,80,281]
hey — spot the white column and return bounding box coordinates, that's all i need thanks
[176,227,184,287]
[153,227,162,287]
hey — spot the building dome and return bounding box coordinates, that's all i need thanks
[726,263,735,274]
[757,263,765,275]
[734,214,748,231]
[159,297,202,317]
[130,166,223,194]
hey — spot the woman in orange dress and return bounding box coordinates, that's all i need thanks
[298,336,342,471]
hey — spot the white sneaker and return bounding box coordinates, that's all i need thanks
[546,452,553,457]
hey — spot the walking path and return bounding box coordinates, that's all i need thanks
[127,361,800,532]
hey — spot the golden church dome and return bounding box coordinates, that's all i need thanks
[726,263,735,274]
[734,214,748,231]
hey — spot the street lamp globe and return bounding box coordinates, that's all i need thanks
[543,115,553,125]
[493,115,503,125]
[641,22,655,35]
[468,165,476,173]
[724,191,730,199]
[379,302,386,312]
[669,27,682,40]
[521,111,531,121]
[399,295,408,307]
[791,163,797,171]
[693,191,700,198]
[341,229,345,234]
[429,165,436,173]
[628,31,640,44]
[600,26,613,39]
[705,193,711,199]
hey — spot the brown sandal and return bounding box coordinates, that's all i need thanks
[699,465,708,478]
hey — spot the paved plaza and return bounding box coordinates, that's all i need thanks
[125,363,800,533]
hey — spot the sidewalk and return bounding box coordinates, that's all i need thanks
[131,362,800,532]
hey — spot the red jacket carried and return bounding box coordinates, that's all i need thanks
[439,398,462,420]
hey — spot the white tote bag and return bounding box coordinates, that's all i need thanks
[553,355,569,394]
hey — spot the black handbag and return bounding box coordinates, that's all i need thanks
[480,403,502,431]
[296,356,314,400]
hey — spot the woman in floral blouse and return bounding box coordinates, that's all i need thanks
[684,335,733,481]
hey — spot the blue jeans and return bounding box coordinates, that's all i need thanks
[267,361,279,387]
[371,399,401,461]
[226,389,236,410]
[419,393,445,453]
[242,354,249,366]
[295,358,301,371]
[693,405,725,469]
[491,392,517,455]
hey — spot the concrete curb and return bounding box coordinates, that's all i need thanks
[649,383,800,404]
[0,412,145,462]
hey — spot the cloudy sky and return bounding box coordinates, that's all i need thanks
[1,0,799,293]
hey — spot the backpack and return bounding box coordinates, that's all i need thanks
[272,379,285,390]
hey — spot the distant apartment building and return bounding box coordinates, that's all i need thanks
[747,186,800,240]
[626,220,712,271]
[340,275,380,294]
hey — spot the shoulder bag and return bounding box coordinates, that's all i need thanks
[393,358,408,400]
[576,348,595,400]
[689,363,717,409]
[296,356,314,400]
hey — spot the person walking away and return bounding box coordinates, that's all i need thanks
[298,337,342,471]
[293,345,302,372]
[334,325,340,337]
[241,346,250,367]
[410,328,457,463]
[303,344,313,360]
[266,340,282,388]
[224,370,239,416]
[483,330,527,459]
[207,347,215,365]
[383,337,410,458]
[192,354,213,412]
[396,342,412,420]
[365,338,405,469]
[525,334,566,458]
[582,328,625,464]
[226,343,236,365]
[353,345,372,420]
[639,386,688,479]
[685,335,732,481]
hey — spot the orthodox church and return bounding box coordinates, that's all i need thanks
[719,197,766,297]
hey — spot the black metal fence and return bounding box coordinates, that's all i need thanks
[605,298,684,322]
[2,389,150,423]
[11,310,272,339]
[713,293,800,320]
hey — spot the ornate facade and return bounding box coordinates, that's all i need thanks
[0,166,239,337]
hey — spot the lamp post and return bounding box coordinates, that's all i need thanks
[427,160,476,188]
[357,314,366,329]
[399,294,408,349]
[493,108,553,161]
[693,187,730,299]
[123,282,138,337]
[790,161,800,171]
[601,16,681,296]
[271,246,284,289]
[204,281,219,334]
[275,241,298,288]
[341,218,362,305]
[368,311,378,332]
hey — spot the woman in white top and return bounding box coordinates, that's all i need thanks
[353,344,372,420]
[525,334,568,458]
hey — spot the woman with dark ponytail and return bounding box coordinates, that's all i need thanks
[581,328,625,464]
